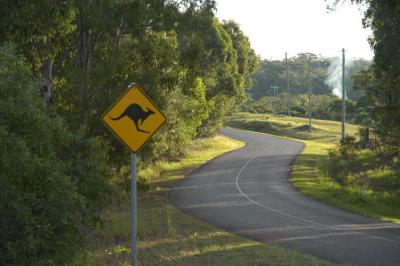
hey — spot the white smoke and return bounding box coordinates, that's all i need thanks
[325,56,353,99]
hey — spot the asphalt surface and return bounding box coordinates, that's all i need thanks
[171,128,400,265]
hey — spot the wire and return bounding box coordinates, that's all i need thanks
[324,68,342,79]
[311,72,326,82]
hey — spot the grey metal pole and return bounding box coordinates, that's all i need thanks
[274,86,277,114]
[308,57,312,129]
[271,86,278,114]
[276,86,279,114]
[131,153,137,266]
[341,48,346,142]
[270,86,274,114]
[273,86,275,114]
[286,52,291,116]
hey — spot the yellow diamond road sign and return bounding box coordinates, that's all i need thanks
[102,84,167,153]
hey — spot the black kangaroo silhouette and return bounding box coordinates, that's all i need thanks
[110,103,155,133]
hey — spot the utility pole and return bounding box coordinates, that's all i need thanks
[271,86,279,114]
[341,48,346,142]
[308,57,312,130]
[286,52,291,116]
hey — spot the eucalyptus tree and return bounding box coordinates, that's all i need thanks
[0,0,75,107]
[331,0,400,154]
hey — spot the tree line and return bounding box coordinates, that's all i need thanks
[322,0,400,206]
[326,0,400,159]
[0,0,259,264]
[250,53,370,101]
[241,93,373,126]
[244,53,372,125]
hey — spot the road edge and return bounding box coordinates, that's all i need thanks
[226,126,400,224]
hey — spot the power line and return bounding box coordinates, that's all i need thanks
[311,72,325,82]
[327,68,343,78]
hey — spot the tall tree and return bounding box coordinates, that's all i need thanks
[0,0,75,107]
[333,0,400,154]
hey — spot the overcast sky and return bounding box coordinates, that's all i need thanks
[215,0,373,60]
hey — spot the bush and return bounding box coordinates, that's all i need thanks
[326,144,359,185]
[0,45,83,264]
[225,119,278,134]
[326,140,378,186]
[367,167,400,193]
[325,138,400,194]
[61,128,111,225]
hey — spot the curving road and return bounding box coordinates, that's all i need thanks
[171,128,400,265]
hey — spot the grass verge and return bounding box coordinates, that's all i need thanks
[227,112,360,145]
[85,135,332,265]
[291,140,400,224]
[227,112,400,224]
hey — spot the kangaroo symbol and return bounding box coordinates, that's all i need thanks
[110,103,155,133]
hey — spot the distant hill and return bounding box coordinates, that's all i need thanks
[250,53,371,101]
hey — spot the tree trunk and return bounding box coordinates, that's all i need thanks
[78,28,91,117]
[42,58,53,109]
[115,18,124,55]
[115,27,121,55]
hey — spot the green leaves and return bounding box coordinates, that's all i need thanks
[0,0,76,65]
[0,1,260,263]
[0,45,82,265]
[346,0,400,155]
[0,44,111,265]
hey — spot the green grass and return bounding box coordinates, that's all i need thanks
[227,112,359,144]
[291,140,400,224]
[84,135,332,265]
[227,112,400,224]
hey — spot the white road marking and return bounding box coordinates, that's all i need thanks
[234,144,400,246]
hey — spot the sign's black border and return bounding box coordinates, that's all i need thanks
[101,83,167,153]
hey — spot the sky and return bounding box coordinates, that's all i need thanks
[215,0,373,60]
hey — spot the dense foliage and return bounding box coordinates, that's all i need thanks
[322,0,400,201]
[0,1,259,263]
[327,0,400,157]
[241,93,373,125]
[0,45,110,264]
[328,0,400,158]
[358,1,400,157]
[325,137,400,201]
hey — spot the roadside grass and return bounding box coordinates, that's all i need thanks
[227,112,359,144]
[291,140,400,224]
[227,112,400,224]
[86,135,332,265]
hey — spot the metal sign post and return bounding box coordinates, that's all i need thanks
[101,83,167,266]
[130,153,137,266]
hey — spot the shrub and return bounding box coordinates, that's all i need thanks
[325,138,400,195]
[225,119,278,135]
[356,149,381,169]
[326,147,356,185]
[367,167,400,193]
[0,45,83,264]
[61,128,111,225]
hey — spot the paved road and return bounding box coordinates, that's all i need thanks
[171,128,400,265]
